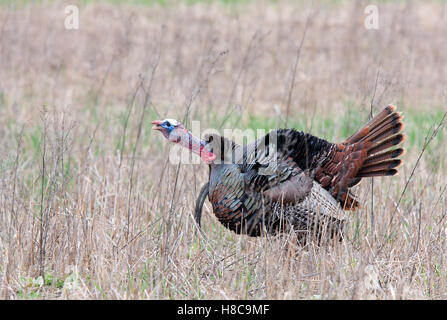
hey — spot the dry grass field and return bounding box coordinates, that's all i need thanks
[0,0,446,299]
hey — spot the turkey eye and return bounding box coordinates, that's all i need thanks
[207,135,213,143]
[164,121,171,127]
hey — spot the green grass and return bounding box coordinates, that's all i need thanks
[203,106,445,151]
[16,272,66,299]
[2,0,447,300]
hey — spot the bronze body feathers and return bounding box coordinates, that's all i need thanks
[195,105,405,240]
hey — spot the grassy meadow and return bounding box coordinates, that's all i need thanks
[0,0,446,299]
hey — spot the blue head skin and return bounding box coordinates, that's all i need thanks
[151,118,217,163]
[151,118,180,140]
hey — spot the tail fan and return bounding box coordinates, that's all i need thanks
[349,105,405,178]
[317,105,406,210]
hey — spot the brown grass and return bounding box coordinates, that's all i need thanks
[0,0,446,299]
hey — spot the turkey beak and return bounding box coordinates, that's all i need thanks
[151,120,163,131]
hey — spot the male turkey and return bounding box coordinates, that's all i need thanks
[152,105,405,242]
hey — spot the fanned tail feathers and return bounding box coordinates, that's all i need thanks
[322,105,406,210]
[348,105,405,178]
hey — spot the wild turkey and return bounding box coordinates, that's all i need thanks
[152,105,405,242]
